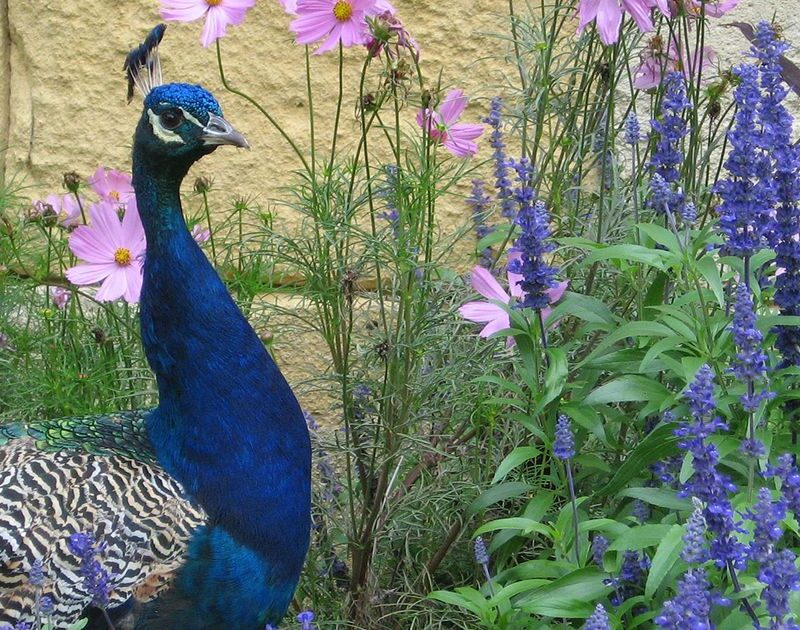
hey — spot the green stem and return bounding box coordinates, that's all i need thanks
[215,40,310,174]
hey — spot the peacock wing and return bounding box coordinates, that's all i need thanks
[0,411,206,626]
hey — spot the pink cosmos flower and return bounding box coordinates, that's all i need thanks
[634,34,716,89]
[50,286,71,310]
[578,0,669,45]
[191,224,211,244]
[160,0,256,48]
[65,200,146,304]
[459,259,569,345]
[282,0,392,15]
[291,0,394,54]
[32,194,83,228]
[416,89,483,159]
[88,167,135,207]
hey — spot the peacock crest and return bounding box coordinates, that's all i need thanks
[124,24,166,104]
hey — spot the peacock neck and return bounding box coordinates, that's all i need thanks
[132,149,311,622]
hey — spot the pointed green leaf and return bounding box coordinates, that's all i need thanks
[594,423,681,498]
[608,524,674,552]
[491,446,541,484]
[584,376,671,406]
[645,524,685,598]
[467,482,534,517]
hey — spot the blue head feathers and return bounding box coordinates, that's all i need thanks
[145,84,222,125]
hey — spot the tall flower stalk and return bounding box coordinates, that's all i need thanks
[507,161,560,358]
[674,365,758,624]
[554,414,580,563]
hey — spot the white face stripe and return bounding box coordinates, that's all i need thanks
[147,109,185,145]
[178,107,203,129]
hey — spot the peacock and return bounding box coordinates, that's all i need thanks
[0,25,311,629]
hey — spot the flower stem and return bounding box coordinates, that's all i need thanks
[726,561,761,628]
[215,40,310,174]
[566,459,580,564]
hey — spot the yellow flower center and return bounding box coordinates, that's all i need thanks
[333,0,353,21]
[206,0,222,6]
[109,190,120,201]
[114,247,132,266]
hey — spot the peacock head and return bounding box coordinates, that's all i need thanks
[125,25,248,166]
[136,83,249,162]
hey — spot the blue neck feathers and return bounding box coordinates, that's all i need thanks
[132,146,311,626]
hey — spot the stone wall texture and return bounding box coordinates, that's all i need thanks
[1,1,798,206]
[1,0,799,419]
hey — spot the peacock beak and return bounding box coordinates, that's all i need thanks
[201,113,250,149]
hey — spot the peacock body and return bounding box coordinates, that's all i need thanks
[0,26,311,629]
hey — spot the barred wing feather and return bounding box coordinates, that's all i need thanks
[0,412,205,626]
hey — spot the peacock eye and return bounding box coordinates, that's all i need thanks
[160,109,184,130]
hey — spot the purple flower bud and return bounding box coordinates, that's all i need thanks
[553,415,575,461]
[297,610,316,630]
[592,535,608,569]
[29,559,44,587]
[39,595,54,615]
[681,505,708,564]
[473,536,490,566]
[624,111,640,146]
[583,603,611,630]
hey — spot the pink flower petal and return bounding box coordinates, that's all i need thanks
[123,265,144,304]
[90,202,127,249]
[459,301,507,324]
[65,262,118,286]
[480,315,511,338]
[159,0,209,23]
[547,280,569,304]
[443,123,484,158]
[95,270,128,302]
[201,7,227,47]
[621,0,653,33]
[438,89,468,125]
[470,266,510,303]
[120,203,146,253]
[577,0,602,33]
[69,227,116,263]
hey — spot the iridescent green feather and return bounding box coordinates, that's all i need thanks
[0,410,155,463]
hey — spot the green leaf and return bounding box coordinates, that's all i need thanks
[428,588,487,618]
[561,403,606,443]
[467,482,534,517]
[477,229,515,251]
[594,423,681,498]
[640,336,686,372]
[642,272,668,316]
[608,524,674,552]
[491,446,541,484]
[584,375,671,406]
[618,487,690,511]
[474,517,552,539]
[580,321,675,366]
[582,244,671,269]
[645,524,685,598]
[473,375,526,398]
[695,255,725,308]
[637,223,681,256]
[535,348,568,413]
[546,292,617,326]
[516,568,610,616]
